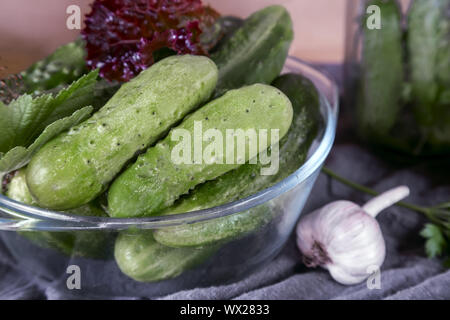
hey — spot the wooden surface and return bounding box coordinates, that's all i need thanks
[0,0,346,77]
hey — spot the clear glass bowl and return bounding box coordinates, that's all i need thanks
[0,57,338,298]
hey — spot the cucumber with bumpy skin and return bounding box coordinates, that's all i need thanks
[211,5,293,97]
[114,232,216,282]
[26,55,218,210]
[209,16,244,54]
[6,169,113,259]
[108,84,293,218]
[357,0,404,140]
[153,73,320,248]
[202,16,244,55]
[155,205,274,248]
[408,0,450,148]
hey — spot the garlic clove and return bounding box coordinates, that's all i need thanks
[327,264,370,286]
[326,220,386,285]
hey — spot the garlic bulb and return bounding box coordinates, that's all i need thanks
[296,186,410,285]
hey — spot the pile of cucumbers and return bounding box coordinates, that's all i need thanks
[4,6,322,282]
[356,0,450,156]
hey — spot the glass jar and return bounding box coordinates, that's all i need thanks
[344,0,450,157]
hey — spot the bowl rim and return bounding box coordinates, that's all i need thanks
[0,56,338,230]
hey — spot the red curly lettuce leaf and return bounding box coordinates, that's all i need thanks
[82,0,220,82]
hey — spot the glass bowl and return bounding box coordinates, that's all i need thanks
[0,57,338,298]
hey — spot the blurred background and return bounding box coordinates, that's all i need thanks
[0,0,347,77]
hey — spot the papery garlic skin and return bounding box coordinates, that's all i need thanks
[296,200,386,285]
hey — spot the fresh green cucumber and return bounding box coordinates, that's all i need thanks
[108,84,293,218]
[357,0,404,140]
[272,73,322,149]
[408,0,450,123]
[6,169,113,259]
[211,5,293,97]
[408,0,450,148]
[114,232,216,282]
[209,16,244,54]
[26,55,218,210]
[153,73,320,248]
[155,205,274,248]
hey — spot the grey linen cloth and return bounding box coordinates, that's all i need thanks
[0,66,449,300]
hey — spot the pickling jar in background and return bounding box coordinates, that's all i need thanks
[344,0,450,157]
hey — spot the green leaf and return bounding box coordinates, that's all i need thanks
[0,106,93,176]
[420,223,447,258]
[36,70,99,131]
[0,70,98,153]
[0,40,88,105]
[21,39,87,95]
